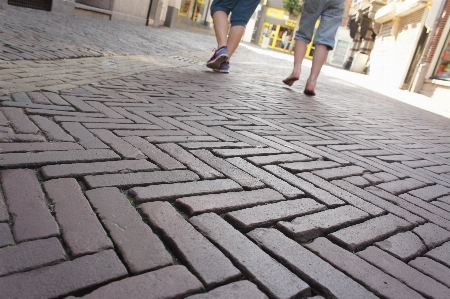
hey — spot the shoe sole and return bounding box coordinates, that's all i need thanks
[206,54,228,69]
[213,68,229,73]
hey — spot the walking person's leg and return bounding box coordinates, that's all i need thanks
[283,40,308,86]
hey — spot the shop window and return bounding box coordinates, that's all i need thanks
[433,32,450,80]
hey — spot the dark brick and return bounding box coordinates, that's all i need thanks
[329,214,413,251]
[280,161,340,172]
[1,169,59,242]
[248,228,378,299]
[176,188,285,216]
[90,129,146,159]
[2,107,39,134]
[0,249,127,299]
[190,213,311,299]
[29,115,75,142]
[277,205,371,242]
[357,246,450,299]
[227,157,304,198]
[61,122,109,149]
[408,185,450,201]
[0,237,66,277]
[409,257,450,288]
[374,231,427,262]
[157,143,224,179]
[0,142,83,153]
[130,179,243,203]
[0,149,120,167]
[86,188,172,274]
[11,92,32,103]
[43,178,113,257]
[377,178,428,195]
[27,92,51,104]
[191,149,264,189]
[0,223,14,248]
[413,223,450,250]
[185,280,269,299]
[304,237,424,299]
[60,95,99,112]
[213,148,281,157]
[139,202,240,288]
[86,101,125,118]
[225,198,325,231]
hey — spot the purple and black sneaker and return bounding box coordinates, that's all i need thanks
[213,61,230,73]
[206,46,228,69]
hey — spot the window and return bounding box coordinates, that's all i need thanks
[433,32,450,80]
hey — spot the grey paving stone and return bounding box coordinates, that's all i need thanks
[114,129,192,137]
[0,141,83,153]
[212,147,281,157]
[1,169,59,242]
[375,231,427,262]
[363,173,384,184]
[312,166,367,180]
[0,237,66,277]
[402,159,438,168]
[123,136,186,170]
[357,246,450,299]
[298,173,384,216]
[304,237,424,299]
[227,157,304,199]
[130,179,242,203]
[2,101,75,111]
[145,135,219,143]
[191,149,264,189]
[41,159,158,179]
[0,193,8,223]
[185,280,269,299]
[408,184,450,201]
[85,187,172,274]
[139,202,240,288]
[424,165,450,174]
[400,193,450,220]
[280,161,341,172]
[425,241,450,267]
[61,122,109,149]
[0,249,127,299]
[84,169,199,188]
[0,149,120,167]
[439,195,450,205]
[176,188,286,216]
[376,178,428,195]
[277,205,371,242]
[409,257,450,288]
[90,129,146,159]
[342,175,370,187]
[246,153,312,166]
[68,265,204,299]
[190,213,311,299]
[329,214,414,251]
[2,107,39,134]
[248,228,378,299]
[351,149,396,157]
[0,223,13,248]
[29,115,75,142]
[263,165,345,207]
[236,131,295,153]
[43,178,113,257]
[373,172,399,182]
[157,143,224,179]
[86,101,125,118]
[225,198,325,231]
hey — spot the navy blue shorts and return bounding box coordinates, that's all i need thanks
[211,0,260,27]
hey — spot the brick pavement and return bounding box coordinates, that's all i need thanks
[2,4,450,299]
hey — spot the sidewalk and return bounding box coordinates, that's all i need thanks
[1,4,450,299]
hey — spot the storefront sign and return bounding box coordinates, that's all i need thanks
[266,8,285,20]
[285,20,297,28]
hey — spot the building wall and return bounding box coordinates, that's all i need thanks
[112,0,151,19]
[424,0,450,64]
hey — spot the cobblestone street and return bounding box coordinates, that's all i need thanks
[1,4,450,299]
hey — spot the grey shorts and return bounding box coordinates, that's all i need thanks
[295,0,345,50]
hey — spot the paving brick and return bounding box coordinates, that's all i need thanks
[280,161,341,172]
[227,157,304,199]
[332,180,424,225]
[373,172,399,182]
[85,169,199,188]
[413,223,450,250]
[0,193,8,223]
[139,202,240,288]
[342,175,370,187]
[248,228,378,299]
[0,148,120,167]
[176,188,286,216]
[408,184,450,201]
[0,141,83,153]
[130,179,243,203]
[374,231,426,262]
[409,257,450,288]
[83,123,159,130]
[53,116,134,123]
[212,126,267,147]
[11,92,32,103]
[304,237,424,299]
[27,92,51,104]
[114,129,192,137]
[329,214,413,251]
[157,143,223,179]
[343,151,408,178]
[30,115,75,142]
[377,178,428,195]
[424,165,450,174]
[183,121,238,142]
[1,169,59,242]
[357,246,450,299]
[400,193,450,220]
[363,173,384,184]
[277,205,371,242]
[191,149,264,189]
[61,122,109,149]
[264,136,323,159]
[402,159,438,168]
[90,129,146,159]
[433,200,450,212]
[43,178,113,257]
[0,237,66,277]
[298,173,384,216]
[69,265,204,299]
[185,280,269,299]
[159,116,208,135]
[60,95,99,112]
[0,223,14,248]
[2,107,39,134]
[317,146,382,172]
[246,153,312,166]
[86,101,125,118]
[225,198,325,231]
[2,101,76,111]
[212,147,281,157]
[86,187,172,274]
[145,135,219,143]
[190,213,311,299]
[426,241,450,267]
[0,249,127,299]
[312,166,367,180]
[439,195,450,205]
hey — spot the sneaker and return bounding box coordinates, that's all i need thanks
[213,61,230,73]
[206,46,228,69]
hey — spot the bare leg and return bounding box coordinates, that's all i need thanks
[283,40,308,86]
[212,11,229,48]
[304,44,328,95]
[227,25,245,60]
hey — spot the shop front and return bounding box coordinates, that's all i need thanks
[432,32,450,81]
[178,0,210,24]
[258,7,297,52]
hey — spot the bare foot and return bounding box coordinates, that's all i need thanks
[304,78,316,96]
[282,73,299,86]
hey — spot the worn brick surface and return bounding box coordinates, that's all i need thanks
[312,166,367,180]
[185,280,269,299]
[425,241,450,267]
[413,223,450,250]
[139,201,240,288]
[190,213,311,299]
[0,223,14,248]
[409,257,450,288]
[0,141,83,153]
[280,161,341,172]
[246,153,312,166]
[60,122,109,149]
[376,178,428,195]
[408,184,450,201]
[374,231,427,261]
